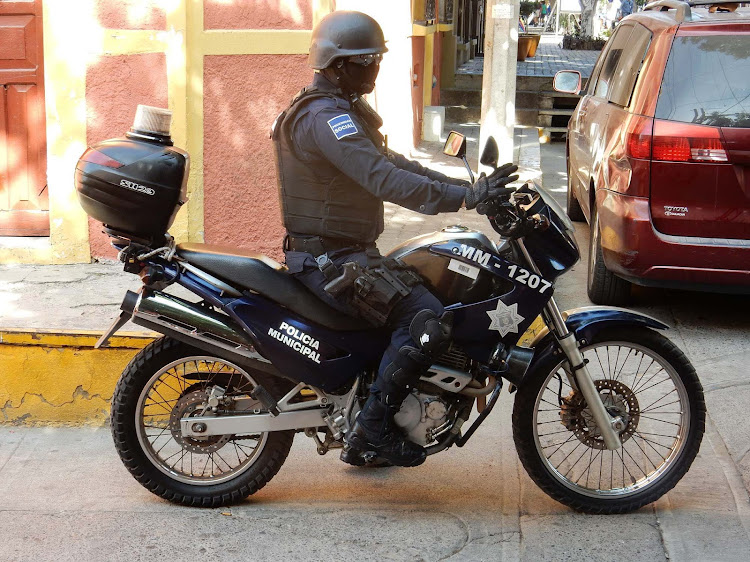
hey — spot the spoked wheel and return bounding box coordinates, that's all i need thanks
[513,327,705,514]
[111,337,293,507]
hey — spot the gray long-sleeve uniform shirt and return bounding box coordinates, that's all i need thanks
[288,74,467,217]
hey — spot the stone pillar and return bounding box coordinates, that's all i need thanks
[479,0,519,170]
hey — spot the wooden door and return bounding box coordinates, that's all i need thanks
[0,0,48,236]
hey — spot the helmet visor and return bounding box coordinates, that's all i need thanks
[347,53,383,67]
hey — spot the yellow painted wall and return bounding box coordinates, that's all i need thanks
[0,331,153,425]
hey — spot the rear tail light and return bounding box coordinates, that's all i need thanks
[626,116,653,159]
[611,115,654,197]
[652,120,728,163]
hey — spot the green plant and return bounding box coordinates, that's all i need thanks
[520,1,542,17]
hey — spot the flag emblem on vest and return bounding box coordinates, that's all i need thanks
[328,114,358,140]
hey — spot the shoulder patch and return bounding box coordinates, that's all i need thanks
[327,114,358,140]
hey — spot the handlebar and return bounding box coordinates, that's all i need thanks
[476,183,549,239]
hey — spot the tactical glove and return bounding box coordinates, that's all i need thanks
[464,163,519,210]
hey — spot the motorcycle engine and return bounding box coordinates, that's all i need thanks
[393,391,450,446]
[392,346,472,446]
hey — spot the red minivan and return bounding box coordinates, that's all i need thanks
[555,1,750,305]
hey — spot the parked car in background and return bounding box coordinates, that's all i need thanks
[555,0,750,305]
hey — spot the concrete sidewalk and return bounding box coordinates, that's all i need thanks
[456,35,600,79]
[2,129,750,561]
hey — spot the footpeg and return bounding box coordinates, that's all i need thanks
[250,384,280,416]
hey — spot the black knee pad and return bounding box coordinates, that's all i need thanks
[409,309,453,358]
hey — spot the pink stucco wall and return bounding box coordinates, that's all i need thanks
[204,0,313,30]
[95,0,165,30]
[86,53,168,259]
[203,54,311,260]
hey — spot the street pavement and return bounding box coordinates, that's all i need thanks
[1,131,750,561]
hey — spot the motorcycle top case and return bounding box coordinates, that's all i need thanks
[75,135,189,244]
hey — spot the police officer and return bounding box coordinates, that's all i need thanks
[272,11,518,467]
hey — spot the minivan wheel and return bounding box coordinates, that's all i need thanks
[587,206,631,305]
[566,163,585,222]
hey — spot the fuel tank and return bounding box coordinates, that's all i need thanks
[387,226,512,305]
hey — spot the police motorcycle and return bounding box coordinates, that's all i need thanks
[77,106,704,513]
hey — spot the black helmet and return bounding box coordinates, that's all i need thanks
[308,11,388,70]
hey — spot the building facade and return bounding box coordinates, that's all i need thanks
[0,0,463,264]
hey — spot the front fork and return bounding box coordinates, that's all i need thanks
[514,239,622,450]
[545,298,622,450]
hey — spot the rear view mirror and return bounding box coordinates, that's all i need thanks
[480,137,499,169]
[443,131,466,158]
[553,70,582,95]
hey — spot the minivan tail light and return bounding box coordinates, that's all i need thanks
[625,115,653,160]
[652,120,728,163]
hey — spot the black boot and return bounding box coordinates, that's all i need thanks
[341,395,426,468]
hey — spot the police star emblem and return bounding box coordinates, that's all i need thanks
[486,300,525,337]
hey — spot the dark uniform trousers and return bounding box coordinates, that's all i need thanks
[286,248,443,396]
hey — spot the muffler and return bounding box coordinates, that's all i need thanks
[100,289,275,373]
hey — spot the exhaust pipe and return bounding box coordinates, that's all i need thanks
[112,289,276,374]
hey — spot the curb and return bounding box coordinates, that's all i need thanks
[0,329,154,425]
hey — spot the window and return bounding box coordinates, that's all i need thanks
[656,35,750,128]
[587,39,611,95]
[593,25,632,99]
[608,24,652,107]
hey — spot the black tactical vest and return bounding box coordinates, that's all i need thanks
[272,87,384,244]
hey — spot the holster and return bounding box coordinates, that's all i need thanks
[324,257,422,327]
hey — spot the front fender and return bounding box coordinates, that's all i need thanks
[519,306,669,387]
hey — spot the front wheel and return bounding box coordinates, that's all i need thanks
[111,337,294,507]
[512,327,705,514]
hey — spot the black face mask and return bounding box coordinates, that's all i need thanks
[332,59,380,96]
[345,60,380,94]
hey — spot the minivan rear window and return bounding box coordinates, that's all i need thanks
[656,35,750,128]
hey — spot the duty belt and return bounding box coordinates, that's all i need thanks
[284,234,373,281]
[283,234,369,255]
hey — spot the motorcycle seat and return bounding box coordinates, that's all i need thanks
[176,243,373,331]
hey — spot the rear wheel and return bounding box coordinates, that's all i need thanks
[587,205,631,305]
[111,337,293,507]
[512,327,705,514]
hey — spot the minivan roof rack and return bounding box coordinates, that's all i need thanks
[688,0,742,6]
[645,0,744,21]
[644,0,692,22]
